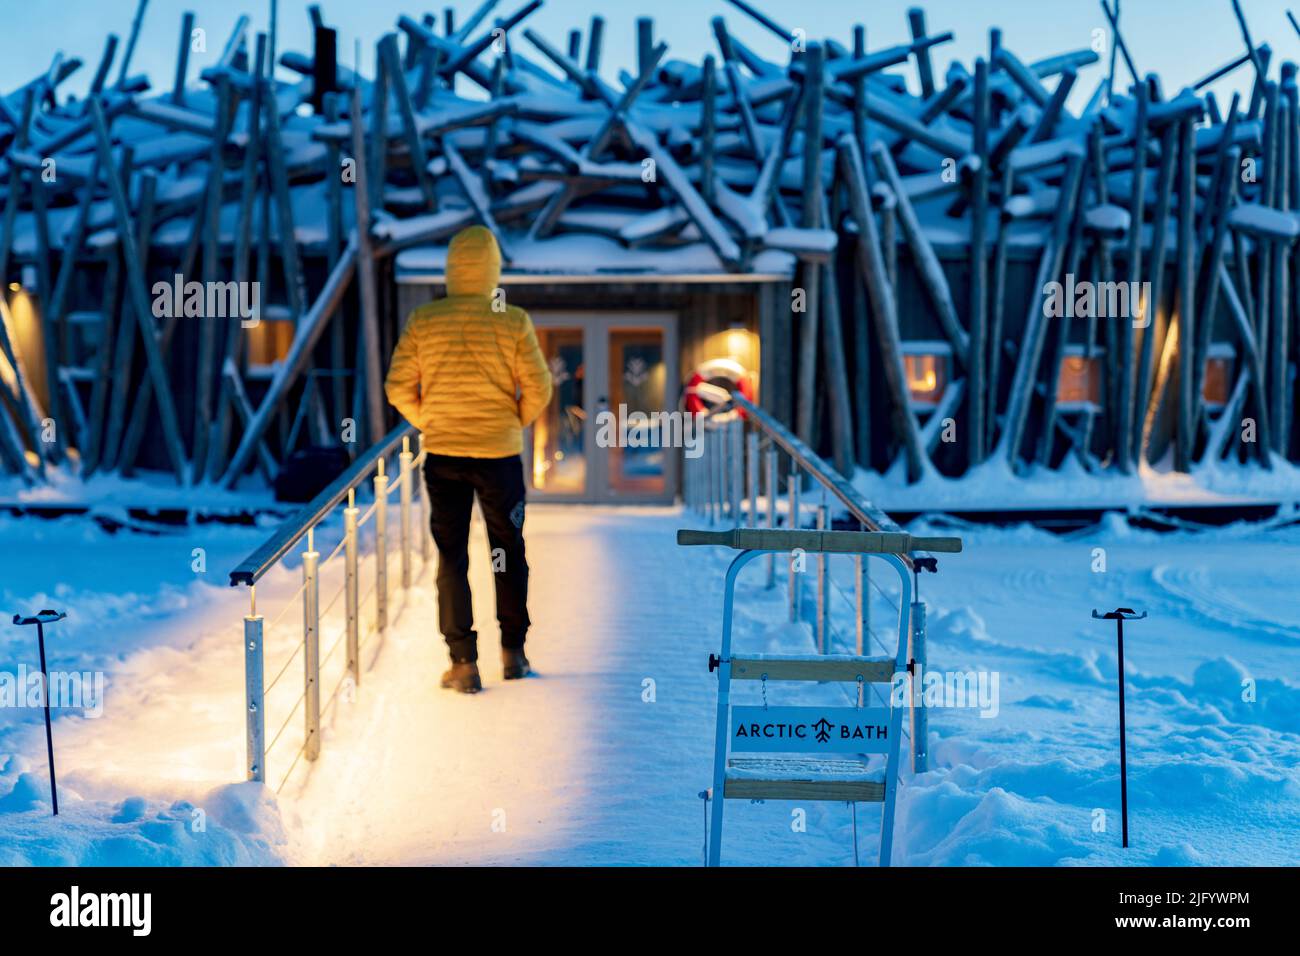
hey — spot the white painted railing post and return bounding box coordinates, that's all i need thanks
[418,436,431,566]
[764,444,777,589]
[816,505,829,653]
[856,521,870,658]
[746,429,758,528]
[244,588,265,783]
[911,598,928,773]
[344,487,360,688]
[729,418,742,527]
[375,459,389,635]
[399,436,413,590]
[302,527,321,762]
[788,465,801,622]
[709,425,720,525]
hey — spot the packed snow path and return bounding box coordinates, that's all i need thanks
[1,507,1298,865]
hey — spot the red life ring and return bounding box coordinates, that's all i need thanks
[684,358,757,415]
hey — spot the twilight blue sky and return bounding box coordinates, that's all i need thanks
[2,0,1297,110]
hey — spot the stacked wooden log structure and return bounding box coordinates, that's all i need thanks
[0,0,1296,490]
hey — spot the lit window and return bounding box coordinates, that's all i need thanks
[246,318,294,367]
[1056,350,1102,407]
[1202,349,1233,409]
[902,343,950,408]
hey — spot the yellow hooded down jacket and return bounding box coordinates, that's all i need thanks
[384,226,553,459]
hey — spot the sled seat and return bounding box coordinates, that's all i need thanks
[724,756,886,802]
[729,653,894,684]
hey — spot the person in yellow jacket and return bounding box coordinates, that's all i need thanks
[385,226,553,693]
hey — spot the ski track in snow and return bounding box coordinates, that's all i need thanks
[0,509,1297,865]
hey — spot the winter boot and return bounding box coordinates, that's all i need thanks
[441,661,482,694]
[502,649,531,680]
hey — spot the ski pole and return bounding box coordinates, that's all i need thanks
[12,610,67,816]
[1092,606,1146,848]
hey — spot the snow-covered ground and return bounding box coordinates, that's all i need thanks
[1,502,1297,865]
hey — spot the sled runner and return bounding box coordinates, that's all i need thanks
[678,527,961,866]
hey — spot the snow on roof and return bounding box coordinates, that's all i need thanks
[395,231,796,284]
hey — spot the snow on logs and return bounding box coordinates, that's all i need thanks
[0,0,1297,487]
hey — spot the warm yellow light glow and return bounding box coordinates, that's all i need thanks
[1057,355,1102,405]
[1202,356,1232,407]
[246,318,293,366]
[7,282,19,293]
[903,353,944,404]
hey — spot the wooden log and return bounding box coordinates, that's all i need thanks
[997,152,1085,467]
[81,193,124,475]
[1173,118,1197,471]
[724,0,793,43]
[205,34,267,480]
[1218,264,1272,460]
[88,99,188,482]
[1192,125,1242,435]
[323,92,347,425]
[103,171,155,472]
[191,76,232,481]
[907,8,937,99]
[222,359,276,481]
[637,18,654,77]
[1116,80,1147,472]
[966,58,990,467]
[817,192,855,475]
[84,34,120,112]
[870,142,970,363]
[43,147,105,461]
[1037,154,1094,467]
[1134,121,1177,464]
[795,43,825,448]
[986,164,1015,450]
[351,80,386,447]
[115,0,149,88]
[1269,94,1291,454]
[1099,0,1139,87]
[700,56,716,205]
[220,239,359,486]
[261,76,307,319]
[1029,68,1076,143]
[838,133,926,480]
[993,47,1050,107]
[378,33,437,212]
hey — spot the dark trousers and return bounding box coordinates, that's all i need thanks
[422,454,530,663]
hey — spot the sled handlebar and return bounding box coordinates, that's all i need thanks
[676,528,962,555]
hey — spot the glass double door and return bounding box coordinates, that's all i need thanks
[526,312,679,503]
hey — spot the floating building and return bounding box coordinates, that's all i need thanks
[0,0,1295,506]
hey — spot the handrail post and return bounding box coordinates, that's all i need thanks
[816,505,829,653]
[911,598,928,773]
[344,488,360,688]
[709,425,720,525]
[399,436,413,590]
[729,418,742,527]
[244,588,265,783]
[418,435,431,565]
[302,528,321,762]
[856,521,869,657]
[375,459,389,635]
[787,465,800,622]
[764,444,776,588]
[717,423,727,525]
[746,428,758,528]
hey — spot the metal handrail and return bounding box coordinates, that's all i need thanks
[229,424,432,788]
[684,392,961,775]
[228,422,418,586]
[725,392,932,571]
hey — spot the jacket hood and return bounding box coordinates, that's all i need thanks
[445,225,502,297]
